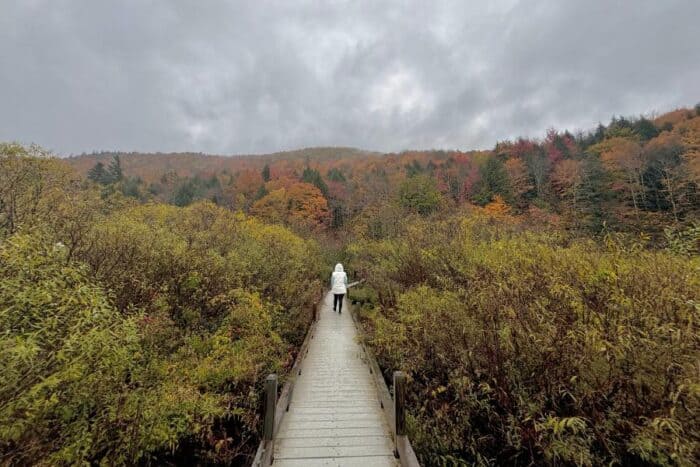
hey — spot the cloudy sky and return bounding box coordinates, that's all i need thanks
[1,0,698,156]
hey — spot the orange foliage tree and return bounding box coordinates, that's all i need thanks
[504,157,532,205]
[483,195,511,218]
[599,137,644,214]
[251,182,330,230]
[286,183,331,229]
[675,116,700,185]
[552,159,585,215]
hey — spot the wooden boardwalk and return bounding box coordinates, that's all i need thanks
[273,292,399,467]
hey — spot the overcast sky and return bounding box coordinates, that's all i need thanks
[1,0,699,156]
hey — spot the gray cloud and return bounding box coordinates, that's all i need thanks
[1,0,698,156]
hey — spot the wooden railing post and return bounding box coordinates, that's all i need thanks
[263,374,277,441]
[393,371,406,436]
[393,370,420,465]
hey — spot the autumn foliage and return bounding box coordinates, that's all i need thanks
[349,215,699,466]
[0,146,324,465]
[70,107,700,242]
[251,182,330,230]
[3,104,700,466]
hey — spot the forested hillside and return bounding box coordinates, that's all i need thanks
[1,105,699,466]
[69,107,700,241]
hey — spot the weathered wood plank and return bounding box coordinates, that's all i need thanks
[284,413,385,422]
[393,371,406,437]
[276,444,396,459]
[273,456,398,467]
[288,406,383,415]
[276,435,392,448]
[278,427,389,438]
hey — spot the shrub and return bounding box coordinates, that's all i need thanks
[0,143,74,237]
[74,202,322,341]
[0,175,323,465]
[0,234,143,464]
[350,215,700,466]
[0,232,299,465]
[398,175,443,215]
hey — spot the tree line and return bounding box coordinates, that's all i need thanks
[79,106,700,245]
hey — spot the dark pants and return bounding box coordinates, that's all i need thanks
[333,293,344,312]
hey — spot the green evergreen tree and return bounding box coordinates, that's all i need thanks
[632,117,659,142]
[254,184,268,201]
[301,167,329,196]
[405,160,423,177]
[170,177,203,206]
[331,203,344,228]
[474,156,511,205]
[206,175,220,189]
[87,162,109,184]
[120,177,142,199]
[327,168,346,182]
[107,155,123,183]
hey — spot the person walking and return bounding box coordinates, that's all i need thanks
[331,263,348,313]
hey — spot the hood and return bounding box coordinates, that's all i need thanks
[334,263,344,272]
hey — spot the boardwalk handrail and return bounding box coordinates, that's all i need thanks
[251,299,321,466]
[349,301,421,467]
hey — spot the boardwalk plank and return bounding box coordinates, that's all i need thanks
[276,435,392,448]
[273,456,397,467]
[276,444,395,459]
[279,427,389,438]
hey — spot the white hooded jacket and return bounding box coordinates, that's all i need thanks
[331,263,348,294]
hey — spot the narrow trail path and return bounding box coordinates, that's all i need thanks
[273,292,398,467]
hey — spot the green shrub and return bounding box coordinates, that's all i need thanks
[398,175,443,215]
[0,234,143,465]
[350,215,700,466]
[349,285,378,306]
[1,195,323,464]
[665,222,700,256]
[75,202,322,343]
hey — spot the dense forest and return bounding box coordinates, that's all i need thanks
[1,106,699,465]
[69,106,700,242]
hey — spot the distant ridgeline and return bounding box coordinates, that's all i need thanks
[69,106,699,238]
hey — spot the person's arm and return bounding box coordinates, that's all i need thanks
[344,273,348,286]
